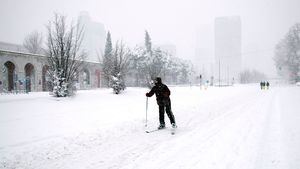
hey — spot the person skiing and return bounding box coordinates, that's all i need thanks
[146,77,177,130]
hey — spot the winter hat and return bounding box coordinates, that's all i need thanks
[156,77,162,84]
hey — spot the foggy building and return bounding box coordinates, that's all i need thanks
[214,16,242,85]
[78,11,106,62]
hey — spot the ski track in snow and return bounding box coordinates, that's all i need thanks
[0,85,299,169]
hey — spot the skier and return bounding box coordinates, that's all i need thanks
[266,81,270,90]
[146,77,177,130]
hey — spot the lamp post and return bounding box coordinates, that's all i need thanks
[218,57,221,87]
[200,74,202,89]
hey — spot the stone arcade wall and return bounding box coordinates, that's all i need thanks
[0,49,103,93]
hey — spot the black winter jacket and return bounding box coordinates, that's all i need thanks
[146,83,171,105]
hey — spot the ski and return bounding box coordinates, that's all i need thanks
[145,129,160,133]
[145,127,176,135]
[145,128,166,133]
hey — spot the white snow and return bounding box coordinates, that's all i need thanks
[0,84,299,169]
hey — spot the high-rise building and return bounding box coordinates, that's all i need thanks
[78,11,106,62]
[215,16,241,85]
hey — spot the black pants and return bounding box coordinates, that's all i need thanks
[158,100,176,125]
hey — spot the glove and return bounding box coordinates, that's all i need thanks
[146,93,150,97]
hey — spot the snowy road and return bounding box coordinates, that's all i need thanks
[0,85,299,169]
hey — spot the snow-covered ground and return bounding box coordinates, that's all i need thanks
[0,84,299,169]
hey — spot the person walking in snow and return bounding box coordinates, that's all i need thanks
[146,77,177,129]
[262,81,266,90]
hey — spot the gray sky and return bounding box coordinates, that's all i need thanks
[1,0,300,77]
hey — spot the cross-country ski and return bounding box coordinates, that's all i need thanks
[145,129,160,133]
[145,126,176,135]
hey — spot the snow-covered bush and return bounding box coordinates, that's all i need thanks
[111,73,125,94]
[51,69,76,97]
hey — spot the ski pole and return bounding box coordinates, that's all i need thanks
[145,96,148,127]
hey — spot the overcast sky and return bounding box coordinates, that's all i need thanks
[1,0,300,77]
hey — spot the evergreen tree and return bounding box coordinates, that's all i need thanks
[144,31,165,84]
[145,30,152,54]
[104,31,113,58]
[103,31,113,86]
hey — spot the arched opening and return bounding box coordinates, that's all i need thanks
[83,69,90,86]
[4,61,16,91]
[42,65,51,91]
[25,63,35,92]
[95,69,101,88]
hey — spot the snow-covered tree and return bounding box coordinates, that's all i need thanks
[274,23,300,83]
[178,60,191,84]
[132,47,167,87]
[102,31,113,87]
[111,73,125,94]
[148,48,168,80]
[130,31,194,87]
[141,31,168,86]
[129,46,147,86]
[46,13,86,97]
[23,31,44,54]
[164,56,193,85]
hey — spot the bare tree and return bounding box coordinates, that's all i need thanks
[46,13,86,97]
[110,41,132,94]
[23,31,44,54]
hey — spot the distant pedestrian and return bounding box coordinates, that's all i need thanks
[263,81,266,90]
[266,81,270,90]
[260,81,266,90]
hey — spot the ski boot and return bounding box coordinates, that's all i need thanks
[157,124,166,130]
